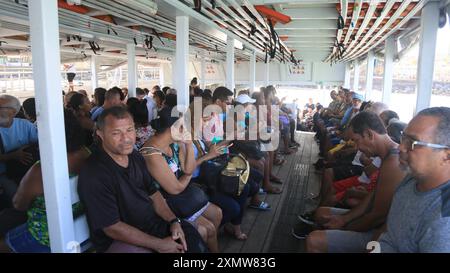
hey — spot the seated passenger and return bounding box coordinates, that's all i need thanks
[78,106,207,253]
[140,108,221,252]
[190,99,253,240]
[302,111,407,252]
[0,95,38,209]
[126,98,154,149]
[67,92,95,146]
[90,87,123,121]
[22,98,36,124]
[378,107,450,252]
[3,110,90,253]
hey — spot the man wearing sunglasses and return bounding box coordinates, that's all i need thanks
[378,107,450,252]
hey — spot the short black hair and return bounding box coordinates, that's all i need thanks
[202,89,212,101]
[66,92,86,111]
[387,121,407,144]
[151,106,179,134]
[349,111,387,136]
[105,87,123,102]
[96,105,132,130]
[127,98,149,127]
[416,107,450,147]
[136,87,146,97]
[162,86,170,94]
[263,85,276,99]
[164,94,177,108]
[193,87,203,96]
[64,109,86,153]
[22,98,36,121]
[213,86,233,102]
[191,77,198,85]
[380,110,399,127]
[94,87,107,106]
[360,101,372,112]
[153,90,165,102]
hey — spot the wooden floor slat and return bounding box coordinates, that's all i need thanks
[219,132,320,253]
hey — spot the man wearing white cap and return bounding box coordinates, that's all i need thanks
[235,94,256,105]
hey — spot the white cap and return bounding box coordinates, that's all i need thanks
[235,94,256,104]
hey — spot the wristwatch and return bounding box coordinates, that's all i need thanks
[169,217,181,225]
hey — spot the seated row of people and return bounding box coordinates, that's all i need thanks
[293,85,450,253]
[0,83,294,253]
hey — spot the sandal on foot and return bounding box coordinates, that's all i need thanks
[224,225,248,241]
[249,201,271,211]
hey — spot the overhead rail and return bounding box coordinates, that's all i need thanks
[330,0,363,63]
[81,0,253,61]
[345,0,426,61]
[324,0,348,62]
[342,0,417,61]
[332,0,378,63]
[321,0,423,63]
[339,0,398,61]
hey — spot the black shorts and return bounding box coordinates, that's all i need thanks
[333,165,364,181]
[67,73,76,82]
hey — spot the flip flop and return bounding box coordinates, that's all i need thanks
[224,225,248,241]
[249,201,271,211]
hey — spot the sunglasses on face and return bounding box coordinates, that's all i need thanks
[400,131,449,151]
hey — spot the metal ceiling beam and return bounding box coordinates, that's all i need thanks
[280,7,338,19]
[338,0,397,61]
[274,19,336,30]
[164,0,263,57]
[276,29,336,37]
[348,0,426,61]
[324,0,346,62]
[247,0,410,3]
[343,0,416,61]
[338,0,378,61]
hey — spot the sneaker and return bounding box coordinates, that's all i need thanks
[297,213,316,226]
[291,222,314,240]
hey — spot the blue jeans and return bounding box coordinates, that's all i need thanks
[210,183,250,226]
[5,223,51,253]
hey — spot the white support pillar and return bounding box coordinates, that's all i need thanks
[175,16,189,107]
[382,36,395,106]
[29,0,74,253]
[201,56,206,90]
[365,50,375,100]
[352,60,360,92]
[226,36,235,92]
[264,61,270,87]
[90,55,98,91]
[344,62,351,88]
[171,57,176,87]
[127,43,137,98]
[249,50,256,93]
[415,1,440,114]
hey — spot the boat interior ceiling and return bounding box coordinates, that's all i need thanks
[0,0,430,65]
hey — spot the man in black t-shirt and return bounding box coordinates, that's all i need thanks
[78,106,207,253]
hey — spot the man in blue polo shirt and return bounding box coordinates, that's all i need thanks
[0,95,38,208]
